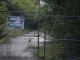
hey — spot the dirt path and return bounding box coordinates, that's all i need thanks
[0,31,44,60]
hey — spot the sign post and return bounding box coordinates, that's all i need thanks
[7,16,24,29]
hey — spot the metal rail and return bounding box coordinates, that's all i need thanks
[0,35,39,37]
[46,38,80,41]
[46,15,80,17]
[0,11,38,13]
[38,0,40,60]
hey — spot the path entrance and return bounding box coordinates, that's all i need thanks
[0,31,44,60]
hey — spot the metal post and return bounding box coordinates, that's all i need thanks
[44,4,47,60]
[38,0,40,60]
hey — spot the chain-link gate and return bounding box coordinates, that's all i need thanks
[44,4,80,60]
[0,0,40,60]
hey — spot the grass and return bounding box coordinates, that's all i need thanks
[33,41,60,59]
[0,56,4,58]
[40,42,44,44]
[0,29,30,43]
[33,41,44,59]
[7,29,30,35]
[33,47,44,59]
[0,29,22,43]
[28,46,36,49]
[7,29,23,35]
[0,36,11,43]
[33,40,79,60]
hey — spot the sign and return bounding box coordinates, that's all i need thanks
[7,16,24,29]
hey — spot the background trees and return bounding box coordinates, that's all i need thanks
[0,0,38,42]
[0,1,8,37]
[41,0,80,40]
[7,0,38,30]
[40,0,80,59]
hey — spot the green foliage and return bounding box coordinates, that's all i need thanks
[0,36,10,43]
[41,0,80,39]
[43,0,80,15]
[7,29,22,35]
[33,47,44,59]
[37,40,77,60]
[40,0,80,59]
[7,0,38,30]
[0,0,38,43]
[0,1,8,37]
[8,0,37,11]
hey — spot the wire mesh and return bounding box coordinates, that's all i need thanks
[45,17,80,60]
[0,0,39,60]
[0,13,39,59]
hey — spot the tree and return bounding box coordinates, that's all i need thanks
[40,0,80,58]
[7,0,38,30]
[42,0,80,39]
[0,0,38,37]
[0,1,8,39]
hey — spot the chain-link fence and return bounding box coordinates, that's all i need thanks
[45,16,80,60]
[0,0,40,60]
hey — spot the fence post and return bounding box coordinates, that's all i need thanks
[38,0,40,60]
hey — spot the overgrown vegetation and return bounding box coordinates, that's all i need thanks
[0,36,10,43]
[39,0,80,59]
[34,40,77,60]
[41,0,80,39]
[33,47,44,59]
[0,0,80,59]
[0,0,38,43]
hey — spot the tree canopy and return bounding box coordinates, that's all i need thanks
[0,0,38,37]
[41,0,80,40]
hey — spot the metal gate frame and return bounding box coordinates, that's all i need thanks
[0,0,40,60]
[44,4,80,60]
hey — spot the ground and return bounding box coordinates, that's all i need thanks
[0,31,45,60]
